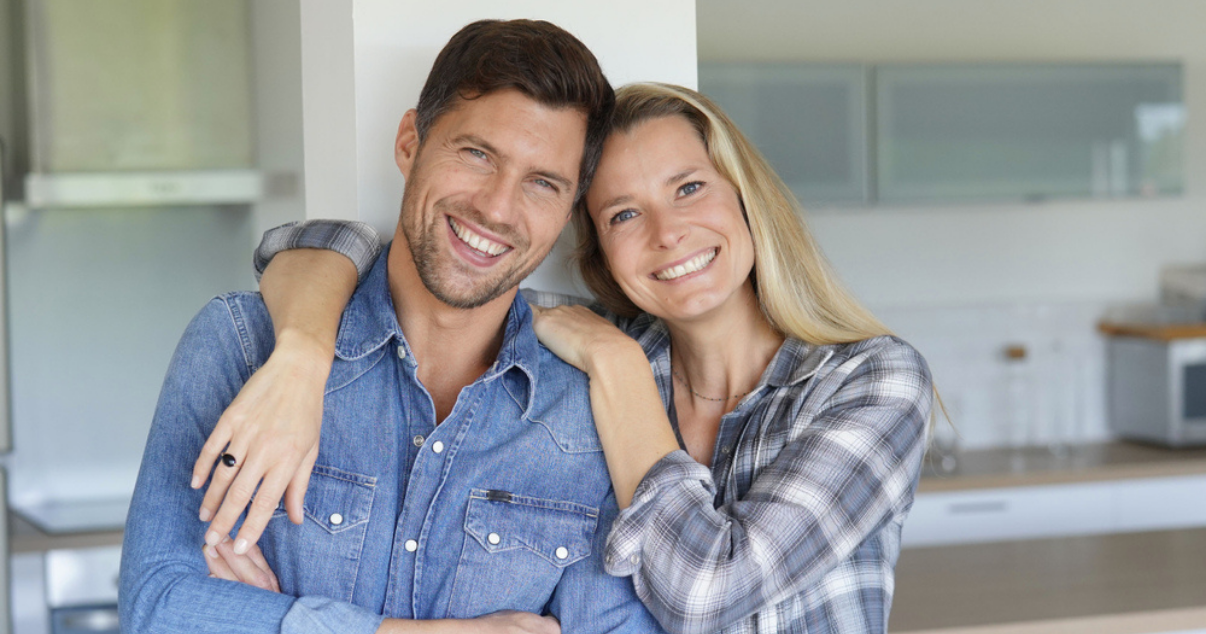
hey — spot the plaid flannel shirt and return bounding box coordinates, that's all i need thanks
[258,222,933,634]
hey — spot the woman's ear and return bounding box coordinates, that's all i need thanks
[395,110,421,179]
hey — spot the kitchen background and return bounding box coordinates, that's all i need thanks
[1,0,1204,633]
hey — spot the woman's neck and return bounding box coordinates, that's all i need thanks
[665,282,784,406]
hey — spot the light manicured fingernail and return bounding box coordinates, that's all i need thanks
[234,538,248,555]
[199,507,211,522]
[205,545,218,559]
[205,531,220,546]
[190,476,200,489]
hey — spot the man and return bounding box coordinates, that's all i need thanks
[120,19,661,633]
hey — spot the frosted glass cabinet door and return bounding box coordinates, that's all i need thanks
[876,64,1184,203]
[699,63,868,206]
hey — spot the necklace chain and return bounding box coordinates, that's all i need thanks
[671,367,752,402]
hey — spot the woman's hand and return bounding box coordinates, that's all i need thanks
[530,305,634,375]
[204,536,280,593]
[191,331,330,554]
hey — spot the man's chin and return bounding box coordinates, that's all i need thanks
[420,273,518,310]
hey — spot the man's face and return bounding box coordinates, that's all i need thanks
[394,89,588,309]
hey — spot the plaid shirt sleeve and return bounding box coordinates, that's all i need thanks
[253,220,383,282]
[604,337,932,634]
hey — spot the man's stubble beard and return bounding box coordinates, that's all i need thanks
[399,167,553,310]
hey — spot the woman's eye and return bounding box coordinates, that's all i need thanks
[678,181,703,197]
[609,209,638,225]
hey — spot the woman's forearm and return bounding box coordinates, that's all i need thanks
[261,248,358,360]
[585,341,680,508]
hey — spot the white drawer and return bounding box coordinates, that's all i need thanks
[903,481,1115,547]
[1113,474,1206,532]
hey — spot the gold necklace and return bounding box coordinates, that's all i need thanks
[671,367,752,402]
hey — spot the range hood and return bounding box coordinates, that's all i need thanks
[25,170,263,208]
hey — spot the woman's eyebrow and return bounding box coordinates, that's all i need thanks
[665,168,699,187]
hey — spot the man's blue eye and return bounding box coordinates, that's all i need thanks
[534,178,555,190]
[467,148,487,159]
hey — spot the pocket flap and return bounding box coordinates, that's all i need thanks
[300,465,376,534]
[463,489,599,567]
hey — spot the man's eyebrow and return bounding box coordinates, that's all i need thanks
[452,134,502,158]
[453,134,574,192]
[533,169,574,191]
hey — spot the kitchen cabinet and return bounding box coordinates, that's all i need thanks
[698,63,869,206]
[903,442,1206,547]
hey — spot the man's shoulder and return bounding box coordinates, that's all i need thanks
[183,291,275,371]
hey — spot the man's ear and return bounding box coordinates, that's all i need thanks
[395,110,421,179]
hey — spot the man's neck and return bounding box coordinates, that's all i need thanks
[386,239,515,422]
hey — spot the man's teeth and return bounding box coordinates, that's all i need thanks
[655,249,717,281]
[449,218,509,256]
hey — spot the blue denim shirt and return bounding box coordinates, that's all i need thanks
[120,246,663,633]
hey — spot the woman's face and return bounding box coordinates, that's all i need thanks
[586,115,756,324]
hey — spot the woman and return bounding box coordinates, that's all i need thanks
[199,83,934,633]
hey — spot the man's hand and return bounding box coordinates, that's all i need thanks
[204,536,280,593]
[191,332,329,554]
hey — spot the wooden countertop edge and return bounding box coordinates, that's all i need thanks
[918,460,1206,492]
[1098,322,1206,340]
[893,606,1206,634]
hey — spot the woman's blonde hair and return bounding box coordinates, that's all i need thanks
[573,82,891,345]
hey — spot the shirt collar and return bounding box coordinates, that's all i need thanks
[333,243,541,395]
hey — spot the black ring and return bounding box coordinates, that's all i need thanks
[220,453,238,468]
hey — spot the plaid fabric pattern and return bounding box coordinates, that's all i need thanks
[524,292,932,634]
[254,220,384,282]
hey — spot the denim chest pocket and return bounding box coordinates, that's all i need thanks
[262,465,376,602]
[448,489,599,617]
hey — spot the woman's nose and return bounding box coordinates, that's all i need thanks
[649,210,689,249]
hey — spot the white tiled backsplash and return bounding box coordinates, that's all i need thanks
[875,301,1111,450]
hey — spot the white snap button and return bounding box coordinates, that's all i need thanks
[413,435,425,447]
[431,441,445,454]
[329,513,343,526]
[405,539,418,552]
[555,546,569,560]
[487,532,501,545]
[630,554,641,564]
[397,346,407,360]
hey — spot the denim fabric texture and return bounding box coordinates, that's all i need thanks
[119,246,663,633]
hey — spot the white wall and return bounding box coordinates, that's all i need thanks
[698,0,1206,308]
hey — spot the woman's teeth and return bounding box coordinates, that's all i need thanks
[654,249,717,281]
[449,218,509,256]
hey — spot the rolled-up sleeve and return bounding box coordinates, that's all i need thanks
[604,339,932,634]
[254,220,383,282]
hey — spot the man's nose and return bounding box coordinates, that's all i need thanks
[472,173,521,224]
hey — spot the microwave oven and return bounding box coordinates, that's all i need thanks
[1106,334,1206,447]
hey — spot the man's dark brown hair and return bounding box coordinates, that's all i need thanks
[415,19,614,204]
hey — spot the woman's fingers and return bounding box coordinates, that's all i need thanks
[230,464,294,553]
[204,540,238,581]
[192,421,232,491]
[203,450,264,550]
[283,446,318,525]
[197,432,250,524]
[213,539,280,592]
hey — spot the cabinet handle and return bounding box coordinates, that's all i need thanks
[948,500,1009,514]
